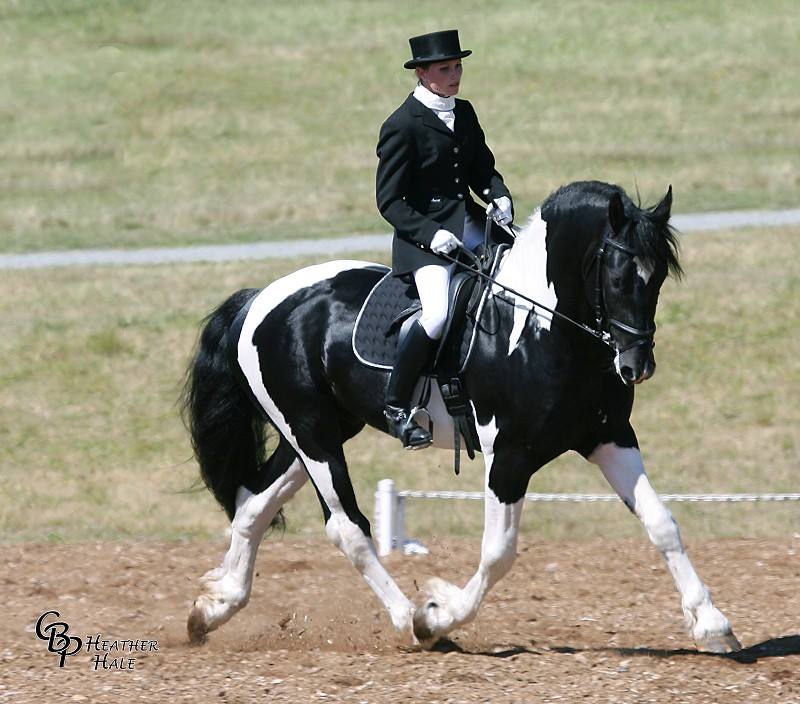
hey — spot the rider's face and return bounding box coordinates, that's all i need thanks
[416,59,463,97]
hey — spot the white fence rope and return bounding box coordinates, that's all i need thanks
[374,479,800,556]
[396,489,800,503]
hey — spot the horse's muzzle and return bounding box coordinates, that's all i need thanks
[617,349,656,385]
[633,359,657,384]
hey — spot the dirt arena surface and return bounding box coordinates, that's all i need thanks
[2,537,798,703]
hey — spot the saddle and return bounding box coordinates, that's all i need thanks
[353,245,509,470]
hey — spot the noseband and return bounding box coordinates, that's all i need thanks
[592,236,656,354]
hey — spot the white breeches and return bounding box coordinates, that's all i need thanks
[414,214,485,340]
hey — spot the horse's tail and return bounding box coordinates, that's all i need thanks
[182,288,268,521]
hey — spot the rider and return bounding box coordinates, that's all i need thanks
[376,29,514,449]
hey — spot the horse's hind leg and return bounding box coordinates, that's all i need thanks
[589,442,741,653]
[280,406,416,636]
[188,439,306,644]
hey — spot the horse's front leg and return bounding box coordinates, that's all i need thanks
[589,442,741,653]
[413,417,525,644]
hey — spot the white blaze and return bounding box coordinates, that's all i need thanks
[634,255,655,284]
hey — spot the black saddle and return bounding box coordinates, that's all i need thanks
[352,258,488,373]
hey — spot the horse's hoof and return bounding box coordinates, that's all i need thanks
[412,602,437,644]
[413,598,451,647]
[187,604,209,645]
[696,630,742,654]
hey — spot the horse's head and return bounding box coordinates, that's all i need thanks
[598,186,681,385]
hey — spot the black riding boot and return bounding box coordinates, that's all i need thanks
[385,321,436,449]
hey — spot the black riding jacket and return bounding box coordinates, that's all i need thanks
[376,94,512,276]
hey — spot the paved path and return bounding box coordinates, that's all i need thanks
[2,208,799,270]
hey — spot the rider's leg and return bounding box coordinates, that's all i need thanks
[384,264,452,449]
[414,263,453,341]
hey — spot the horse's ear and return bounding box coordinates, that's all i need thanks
[608,192,626,235]
[652,185,673,224]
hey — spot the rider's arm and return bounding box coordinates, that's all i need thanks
[463,101,513,214]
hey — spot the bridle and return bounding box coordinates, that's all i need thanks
[590,235,657,355]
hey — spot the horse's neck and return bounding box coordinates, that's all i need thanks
[492,210,559,354]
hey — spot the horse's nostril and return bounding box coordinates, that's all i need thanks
[620,366,635,381]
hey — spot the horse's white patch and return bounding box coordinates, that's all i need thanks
[238,259,378,432]
[236,259,414,631]
[475,413,499,470]
[493,209,558,355]
[475,414,524,582]
[231,461,308,543]
[634,255,655,284]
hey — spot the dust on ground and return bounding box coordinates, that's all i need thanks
[2,537,798,703]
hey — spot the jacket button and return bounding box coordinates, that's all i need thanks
[454,177,460,183]
[453,146,460,154]
[457,193,464,199]
[453,162,459,168]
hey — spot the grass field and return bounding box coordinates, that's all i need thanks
[1,225,797,543]
[1,0,797,545]
[1,0,798,253]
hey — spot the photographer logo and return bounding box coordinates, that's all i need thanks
[34,610,158,670]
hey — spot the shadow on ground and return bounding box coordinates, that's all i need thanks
[433,635,800,664]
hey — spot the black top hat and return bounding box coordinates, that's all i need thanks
[404,29,472,69]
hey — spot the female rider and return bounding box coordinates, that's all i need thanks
[376,29,514,449]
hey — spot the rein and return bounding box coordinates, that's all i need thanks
[437,214,655,352]
[439,246,613,347]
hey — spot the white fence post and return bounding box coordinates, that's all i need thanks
[375,478,397,557]
[396,495,406,551]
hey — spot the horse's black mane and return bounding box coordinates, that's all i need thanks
[631,196,683,280]
[543,181,683,279]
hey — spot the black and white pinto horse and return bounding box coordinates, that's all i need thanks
[183,181,741,653]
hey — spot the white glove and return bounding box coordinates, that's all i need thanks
[487,196,513,226]
[430,229,462,254]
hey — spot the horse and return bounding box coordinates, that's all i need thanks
[182,180,741,653]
